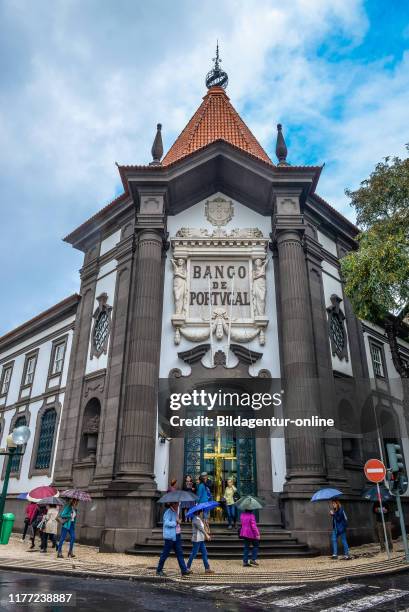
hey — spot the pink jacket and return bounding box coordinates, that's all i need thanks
[240,512,260,540]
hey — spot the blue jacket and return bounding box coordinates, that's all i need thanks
[162,508,178,541]
[332,508,348,535]
[197,483,209,504]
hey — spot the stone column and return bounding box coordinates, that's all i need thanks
[115,227,164,482]
[272,192,326,490]
[304,231,348,489]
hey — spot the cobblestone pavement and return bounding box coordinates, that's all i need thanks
[1,534,409,584]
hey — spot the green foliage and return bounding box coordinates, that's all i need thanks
[341,147,409,322]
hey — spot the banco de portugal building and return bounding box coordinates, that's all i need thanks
[1,55,408,554]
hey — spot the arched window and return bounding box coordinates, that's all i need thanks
[10,415,27,473]
[35,409,57,470]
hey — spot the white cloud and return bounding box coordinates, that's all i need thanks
[0,0,408,331]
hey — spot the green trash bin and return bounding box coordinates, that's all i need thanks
[0,513,15,545]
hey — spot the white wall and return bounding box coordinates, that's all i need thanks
[156,192,284,491]
[0,315,75,494]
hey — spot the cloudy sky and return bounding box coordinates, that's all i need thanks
[0,0,408,334]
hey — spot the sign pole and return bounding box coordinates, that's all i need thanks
[376,482,390,559]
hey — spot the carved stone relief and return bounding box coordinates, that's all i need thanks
[170,225,269,347]
[205,196,234,226]
[90,293,112,359]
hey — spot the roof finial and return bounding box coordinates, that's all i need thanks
[205,42,228,90]
[275,123,289,166]
[150,123,163,166]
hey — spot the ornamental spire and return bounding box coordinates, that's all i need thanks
[275,123,289,166]
[150,123,163,166]
[205,42,229,90]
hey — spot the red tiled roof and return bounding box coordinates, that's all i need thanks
[162,86,272,166]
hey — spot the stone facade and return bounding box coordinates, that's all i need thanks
[2,84,409,554]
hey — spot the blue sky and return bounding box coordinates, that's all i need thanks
[0,0,408,334]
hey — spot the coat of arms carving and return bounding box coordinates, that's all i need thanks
[205,197,234,227]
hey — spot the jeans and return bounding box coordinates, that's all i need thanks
[40,532,56,550]
[226,504,236,526]
[331,529,349,556]
[22,520,30,540]
[187,541,210,569]
[376,522,393,551]
[57,524,76,554]
[157,534,188,574]
[243,538,259,564]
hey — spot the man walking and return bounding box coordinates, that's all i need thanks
[156,502,191,577]
[373,500,394,552]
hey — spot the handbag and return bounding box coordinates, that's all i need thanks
[233,490,240,502]
[56,513,65,526]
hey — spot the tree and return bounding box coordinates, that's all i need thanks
[340,147,409,401]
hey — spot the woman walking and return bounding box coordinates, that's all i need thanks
[240,510,260,567]
[40,505,58,552]
[330,500,351,560]
[156,502,191,577]
[29,504,46,550]
[181,474,196,522]
[187,509,214,574]
[223,479,238,529]
[22,502,37,541]
[56,499,78,559]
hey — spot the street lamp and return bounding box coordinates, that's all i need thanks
[0,425,31,534]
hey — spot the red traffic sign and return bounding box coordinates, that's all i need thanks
[364,458,386,483]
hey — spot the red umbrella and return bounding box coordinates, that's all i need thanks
[27,485,58,502]
[61,489,92,502]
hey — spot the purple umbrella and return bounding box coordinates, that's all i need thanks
[61,489,92,502]
[186,501,219,519]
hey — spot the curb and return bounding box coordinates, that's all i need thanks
[1,558,409,585]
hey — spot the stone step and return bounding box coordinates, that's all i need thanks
[147,533,297,542]
[127,545,317,558]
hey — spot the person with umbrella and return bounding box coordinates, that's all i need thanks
[330,499,351,560]
[373,499,394,552]
[39,497,63,552]
[186,502,218,574]
[237,496,262,567]
[56,498,79,558]
[22,501,37,541]
[156,501,191,577]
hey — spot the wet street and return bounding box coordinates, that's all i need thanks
[1,569,409,611]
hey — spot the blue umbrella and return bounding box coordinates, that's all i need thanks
[17,492,28,500]
[311,488,344,502]
[186,501,219,519]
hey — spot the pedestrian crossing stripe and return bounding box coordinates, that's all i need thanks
[273,583,363,607]
[229,584,305,599]
[193,585,229,592]
[323,588,409,611]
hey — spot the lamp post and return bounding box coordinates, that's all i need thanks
[0,425,31,534]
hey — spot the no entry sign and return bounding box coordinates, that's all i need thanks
[364,458,386,483]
